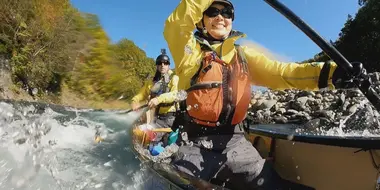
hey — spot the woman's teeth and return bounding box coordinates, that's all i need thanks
[213,24,224,29]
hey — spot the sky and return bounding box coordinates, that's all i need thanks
[69,0,361,65]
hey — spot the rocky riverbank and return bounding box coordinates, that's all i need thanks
[247,72,380,133]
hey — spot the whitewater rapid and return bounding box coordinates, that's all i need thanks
[0,100,166,190]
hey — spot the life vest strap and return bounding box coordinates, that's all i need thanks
[186,82,222,92]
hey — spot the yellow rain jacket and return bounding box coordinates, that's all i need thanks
[163,0,338,94]
[131,70,179,114]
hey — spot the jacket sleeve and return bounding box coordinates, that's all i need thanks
[157,75,179,104]
[131,81,150,103]
[163,0,214,74]
[241,46,338,91]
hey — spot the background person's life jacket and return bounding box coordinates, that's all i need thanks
[150,72,171,98]
[179,44,251,127]
[150,72,176,115]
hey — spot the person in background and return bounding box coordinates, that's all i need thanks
[131,49,179,146]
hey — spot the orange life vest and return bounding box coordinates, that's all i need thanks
[183,44,251,127]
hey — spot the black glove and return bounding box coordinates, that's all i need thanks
[332,61,369,89]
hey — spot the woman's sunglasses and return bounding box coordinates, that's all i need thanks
[204,7,234,19]
[156,61,170,66]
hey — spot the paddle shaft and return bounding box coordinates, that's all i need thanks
[120,104,148,114]
[263,0,380,111]
[151,128,172,133]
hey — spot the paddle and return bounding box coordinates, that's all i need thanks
[151,128,173,133]
[118,104,148,114]
[263,0,380,112]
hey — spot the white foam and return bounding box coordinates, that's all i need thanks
[0,101,159,190]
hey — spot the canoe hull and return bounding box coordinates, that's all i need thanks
[247,124,380,190]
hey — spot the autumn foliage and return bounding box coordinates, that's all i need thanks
[0,0,155,102]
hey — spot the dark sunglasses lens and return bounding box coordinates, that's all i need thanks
[157,62,169,65]
[204,7,220,17]
[221,8,233,19]
[204,7,233,19]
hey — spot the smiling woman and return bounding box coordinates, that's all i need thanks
[199,3,234,40]
[159,0,372,189]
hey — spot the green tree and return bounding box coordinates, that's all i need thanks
[302,0,380,72]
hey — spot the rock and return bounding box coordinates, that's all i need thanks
[250,99,257,105]
[342,100,350,112]
[247,73,380,132]
[285,109,298,115]
[302,118,331,130]
[259,100,277,110]
[323,96,333,102]
[276,108,286,115]
[263,110,271,118]
[253,93,261,99]
[370,72,380,82]
[274,116,288,123]
[315,94,323,99]
[344,105,380,131]
[276,90,287,95]
[313,110,335,120]
[297,91,315,97]
[296,97,309,106]
[348,104,359,114]
[337,93,346,106]
[285,94,295,102]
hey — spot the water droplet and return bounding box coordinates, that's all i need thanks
[257,178,264,186]
[95,183,102,188]
[104,161,112,167]
[181,132,188,141]
[32,88,38,95]
[176,90,188,101]
[231,151,238,158]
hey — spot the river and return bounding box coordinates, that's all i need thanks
[0,99,167,190]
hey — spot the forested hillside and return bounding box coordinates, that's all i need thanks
[0,0,155,106]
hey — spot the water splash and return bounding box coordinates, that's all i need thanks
[0,100,167,190]
[175,90,188,102]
